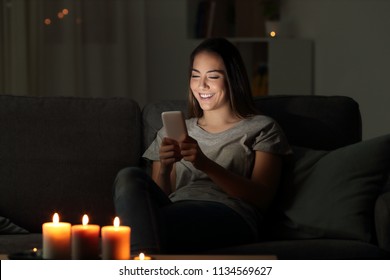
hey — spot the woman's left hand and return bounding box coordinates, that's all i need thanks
[179,135,209,170]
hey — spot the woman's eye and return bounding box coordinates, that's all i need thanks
[208,76,220,79]
[191,75,200,78]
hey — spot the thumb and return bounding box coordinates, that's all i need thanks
[182,134,196,143]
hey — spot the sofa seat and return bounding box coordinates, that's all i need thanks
[0,234,42,256]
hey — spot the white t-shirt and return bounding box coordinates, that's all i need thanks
[143,114,292,235]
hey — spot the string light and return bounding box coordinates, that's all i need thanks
[44,18,51,25]
[44,8,70,25]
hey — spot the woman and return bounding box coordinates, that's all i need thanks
[113,38,291,254]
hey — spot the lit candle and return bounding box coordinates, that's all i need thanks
[71,214,100,260]
[42,213,71,259]
[101,217,131,260]
[134,252,152,260]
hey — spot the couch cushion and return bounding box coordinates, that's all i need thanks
[0,233,42,255]
[0,95,142,232]
[375,191,390,251]
[0,216,28,234]
[254,95,362,150]
[268,134,390,243]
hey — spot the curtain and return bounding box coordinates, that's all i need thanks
[1,0,31,94]
[0,0,147,103]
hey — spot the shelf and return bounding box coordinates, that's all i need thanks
[188,0,269,39]
[190,37,277,43]
[187,0,313,95]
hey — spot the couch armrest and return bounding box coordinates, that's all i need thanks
[375,191,390,252]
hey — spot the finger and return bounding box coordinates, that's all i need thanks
[182,135,196,143]
[180,147,198,158]
[163,137,179,145]
[160,144,176,152]
[160,149,180,158]
[160,147,183,160]
[182,154,195,163]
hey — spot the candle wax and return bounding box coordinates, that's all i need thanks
[101,225,131,260]
[42,221,71,259]
[71,224,100,259]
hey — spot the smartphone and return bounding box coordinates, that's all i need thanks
[161,111,188,142]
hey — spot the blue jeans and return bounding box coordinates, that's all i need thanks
[113,167,256,254]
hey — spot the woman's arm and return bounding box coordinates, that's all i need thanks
[151,137,181,195]
[206,151,282,211]
[152,161,176,195]
[180,136,282,210]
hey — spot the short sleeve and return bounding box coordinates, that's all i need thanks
[253,119,292,155]
[142,128,165,161]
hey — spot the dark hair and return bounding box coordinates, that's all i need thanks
[187,37,258,118]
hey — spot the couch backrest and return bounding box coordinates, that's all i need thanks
[0,95,142,232]
[142,95,362,151]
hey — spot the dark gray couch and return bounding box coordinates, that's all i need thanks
[1,94,389,259]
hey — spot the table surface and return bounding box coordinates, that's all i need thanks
[0,254,277,260]
[152,254,277,260]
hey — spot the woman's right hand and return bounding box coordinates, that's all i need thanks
[152,137,181,195]
[158,137,182,175]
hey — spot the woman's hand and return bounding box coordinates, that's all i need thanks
[152,137,182,195]
[159,137,182,174]
[180,135,209,170]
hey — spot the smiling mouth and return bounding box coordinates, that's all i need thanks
[199,93,214,99]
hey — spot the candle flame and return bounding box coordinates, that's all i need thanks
[82,214,89,225]
[139,253,145,260]
[113,216,120,227]
[53,213,59,223]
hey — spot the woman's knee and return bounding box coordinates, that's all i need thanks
[113,167,149,196]
[116,167,146,181]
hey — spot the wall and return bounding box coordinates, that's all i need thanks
[144,0,199,106]
[144,0,389,139]
[281,0,390,139]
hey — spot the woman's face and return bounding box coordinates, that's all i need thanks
[190,51,229,113]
